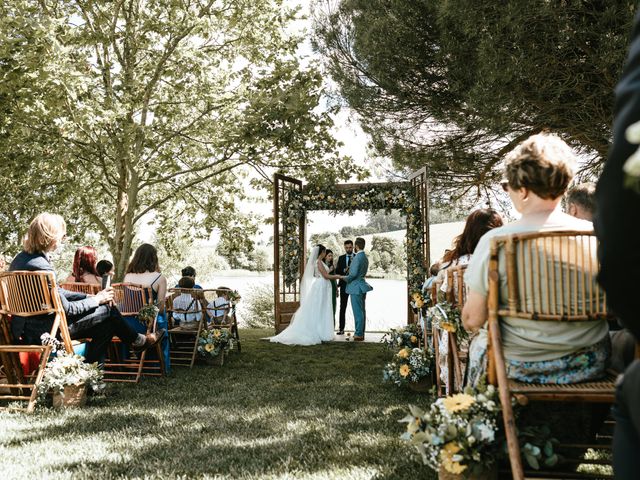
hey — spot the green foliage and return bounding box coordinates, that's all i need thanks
[0,0,351,276]
[239,282,275,329]
[313,0,635,196]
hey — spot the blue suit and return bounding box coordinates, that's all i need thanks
[344,251,373,337]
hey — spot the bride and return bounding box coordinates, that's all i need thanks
[270,244,343,345]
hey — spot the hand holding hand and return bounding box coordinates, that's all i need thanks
[94,287,114,305]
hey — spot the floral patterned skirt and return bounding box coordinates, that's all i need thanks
[466,330,611,386]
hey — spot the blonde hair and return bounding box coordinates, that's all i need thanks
[503,133,576,200]
[23,213,66,254]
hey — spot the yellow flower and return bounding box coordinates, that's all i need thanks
[415,299,424,308]
[442,393,475,413]
[214,330,222,338]
[398,348,410,359]
[441,442,467,474]
[442,322,457,333]
[399,364,411,377]
[410,335,418,344]
[204,343,214,352]
[412,292,422,301]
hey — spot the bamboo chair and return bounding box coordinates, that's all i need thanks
[167,288,208,368]
[204,288,242,353]
[0,271,73,412]
[103,283,165,383]
[433,265,467,396]
[60,282,101,295]
[486,231,616,480]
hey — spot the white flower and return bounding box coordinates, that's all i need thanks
[624,148,640,178]
[467,435,476,445]
[626,120,640,144]
[475,423,495,442]
[485,401,496,411]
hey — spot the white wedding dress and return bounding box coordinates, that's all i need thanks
[270,247,335,345]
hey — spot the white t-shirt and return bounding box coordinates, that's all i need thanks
[172,293,202,323]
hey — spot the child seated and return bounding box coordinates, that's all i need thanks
[171,276,203,326]
[207,287,231,325]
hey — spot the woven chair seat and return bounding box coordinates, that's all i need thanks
[508,372,617,403]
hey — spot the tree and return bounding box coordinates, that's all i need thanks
[0,0,350,276]
[366,210,405,233]
[313,0,634,198]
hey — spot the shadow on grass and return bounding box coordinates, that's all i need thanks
[1,329,434,480]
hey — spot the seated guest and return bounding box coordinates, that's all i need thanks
[171,276,204,326]
[9,213,164,364]
[421,262,441,293]
[566,182,596,221]
[124,243,170,370]
[207,287,231,325]
[96,259,114,278]
[462,133,610,385]
[438,208,504,295]
[64,246,101,285]
[174,266,202,289]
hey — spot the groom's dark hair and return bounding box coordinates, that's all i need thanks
[344,239,353,246]
[355,237,366,250]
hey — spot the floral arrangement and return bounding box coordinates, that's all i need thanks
[400,382,500,476]
[138,304,159,327]
[381,324,423,351]
[37,352,104,400]
[281,184,426,291]
[227,290,241,303]
[383,347,433,387]
[197,328,233,358]
[429,302,468,345]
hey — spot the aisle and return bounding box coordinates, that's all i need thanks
[0,329,435,480]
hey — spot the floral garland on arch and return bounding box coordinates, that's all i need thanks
[282,183,427,292]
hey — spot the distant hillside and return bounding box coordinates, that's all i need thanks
[359,221,465,264]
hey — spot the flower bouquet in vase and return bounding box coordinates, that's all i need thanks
[197,328,232,366]
[381,324,423,351]
[383,347,434,392]
[138,304,159,329]
[38,352,104,408]
[400,382,500,479]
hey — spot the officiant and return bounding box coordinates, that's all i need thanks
[335,239,355,335]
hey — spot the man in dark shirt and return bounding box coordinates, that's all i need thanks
[334,240,355,335]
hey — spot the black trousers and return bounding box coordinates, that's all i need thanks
[613,360,640,478]
[67,305,138,364]
[338,287,349,332]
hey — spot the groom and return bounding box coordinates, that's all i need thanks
[344,237,373,341]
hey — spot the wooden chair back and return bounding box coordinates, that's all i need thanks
[166,288,205,327]
[0,271,72,351]
[0,271,73,412]
[60,282,101,295]
[111,283,152,317]
[444,263,468,307]
[486,231,611,479]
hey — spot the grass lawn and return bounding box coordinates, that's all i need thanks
[0,329,434,480]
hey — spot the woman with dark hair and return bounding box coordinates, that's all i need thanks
[270,244,344,345]
[325,249,338,317]
[65,246,101,285]
[438,208,504,294]
[124,243,170,370]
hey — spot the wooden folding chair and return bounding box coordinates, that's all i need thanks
[103,283,165,383]
[486,231,616,479]
[0,271,73,412]
[204,288,241,353]
[433,265,468,396]
[167,288,208,368]
[60,282,101,295]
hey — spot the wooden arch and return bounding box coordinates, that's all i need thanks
[273,168,430,333]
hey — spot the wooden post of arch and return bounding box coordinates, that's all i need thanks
[408,167,430,324]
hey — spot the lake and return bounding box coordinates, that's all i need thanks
[200,273,408,332]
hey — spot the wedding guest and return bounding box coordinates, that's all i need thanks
[9,213,163,363]
[124,243,170,370]
[325,249,338,317]
[596,9,640,474]
[171,276,204,326]
[463,133,609,386]
[438,208,504,295]
[174,265,203,289]
[64,246,101,285]
[566,182,596,221]
[96,259,114,278]
[335,240,355,335]
[207,287,231,325]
